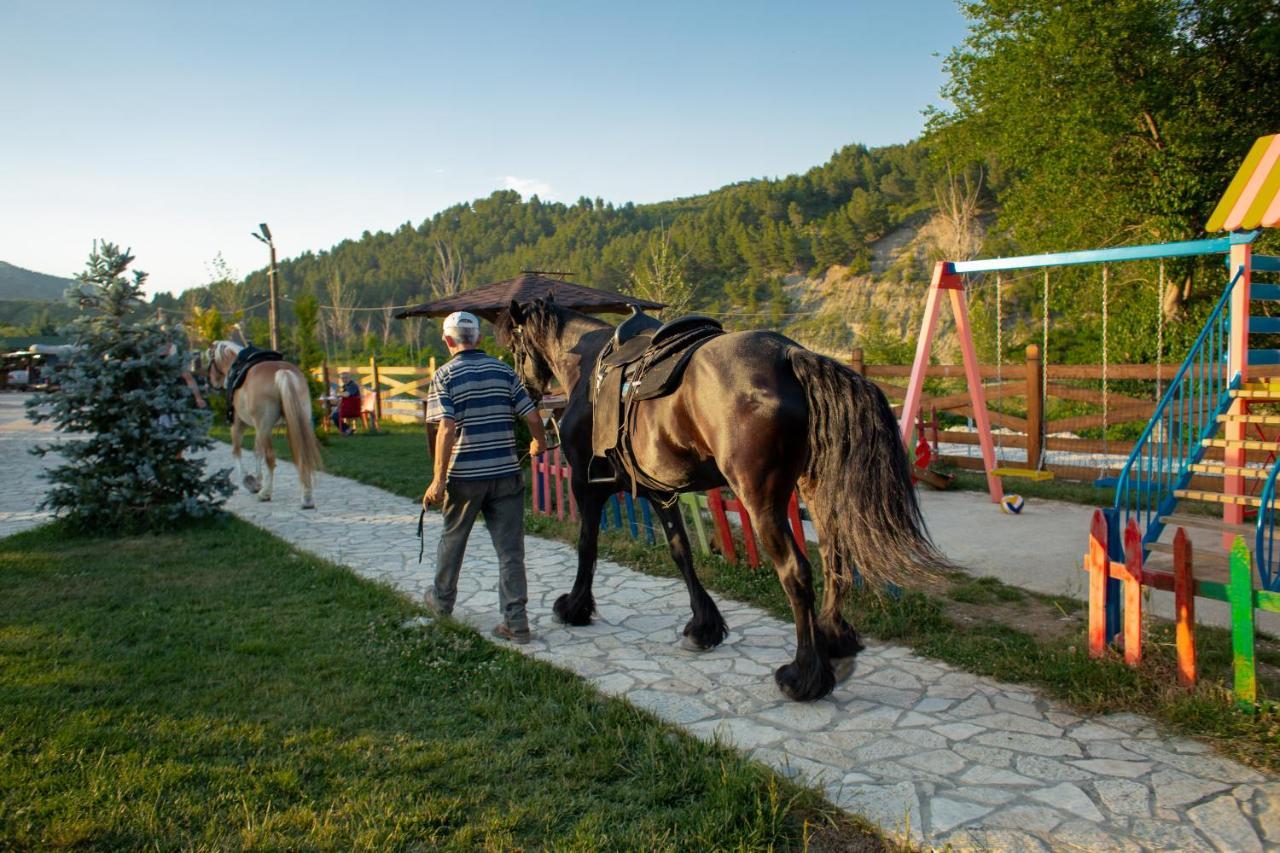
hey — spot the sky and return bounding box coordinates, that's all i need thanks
[1,1,969,295]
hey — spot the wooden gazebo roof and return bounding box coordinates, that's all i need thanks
[394,272,664,322]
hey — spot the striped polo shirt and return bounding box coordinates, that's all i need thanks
[424,350,536,480]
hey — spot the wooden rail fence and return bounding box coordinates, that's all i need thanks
[853,347,1280,482]
[311,357,437,423]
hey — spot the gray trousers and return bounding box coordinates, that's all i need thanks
[433,473,528,631]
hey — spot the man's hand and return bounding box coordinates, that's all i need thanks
[194,394,207,409]
[423,478,446,506]
[529,437,546,457]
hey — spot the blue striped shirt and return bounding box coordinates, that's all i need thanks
[424,350,536,481]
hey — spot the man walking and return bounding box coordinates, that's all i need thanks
[422,310,548,644]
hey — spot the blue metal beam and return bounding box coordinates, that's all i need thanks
[949,232,1258,275]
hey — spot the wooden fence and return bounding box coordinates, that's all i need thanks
[311,357,437,423]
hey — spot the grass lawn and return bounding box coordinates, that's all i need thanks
[222,422,1280,772]
[0,519,884,850]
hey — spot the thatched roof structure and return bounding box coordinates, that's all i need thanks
[394,272,663,322]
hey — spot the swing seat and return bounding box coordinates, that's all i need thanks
[991,467,1055,481]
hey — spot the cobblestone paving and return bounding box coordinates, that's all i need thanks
[3,396,1276,850]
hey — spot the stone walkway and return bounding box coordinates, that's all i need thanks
[2,395,1276,850]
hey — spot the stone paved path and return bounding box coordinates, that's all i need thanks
[3,396,1277,850]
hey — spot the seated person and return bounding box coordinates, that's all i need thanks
[330,372,361,434]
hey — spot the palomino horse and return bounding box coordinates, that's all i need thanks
[498,299,951,702]
[206,341,322,509]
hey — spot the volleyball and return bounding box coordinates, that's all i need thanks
[1000,494,1025,515]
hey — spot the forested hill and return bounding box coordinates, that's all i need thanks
[184,141,940,320]
[0,261,76,301]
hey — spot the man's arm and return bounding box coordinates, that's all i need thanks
[423,418,456,505]
[525,410,549,456]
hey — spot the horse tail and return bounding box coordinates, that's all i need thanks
[787,348,953,589]
[276,368,324,492]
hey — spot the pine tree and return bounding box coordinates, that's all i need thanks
[27,242,232,531]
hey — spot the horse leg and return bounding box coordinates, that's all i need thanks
[232,418,259,493]
[801,486,864,681]
[553,485,607,626]
[738,482,835,702]
[650,498,727,650]
[254,418,275,502]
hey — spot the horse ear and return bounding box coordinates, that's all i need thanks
[508,301,525,324]
[545,292,556,305]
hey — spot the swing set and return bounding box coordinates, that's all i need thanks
[900,236,1247,506]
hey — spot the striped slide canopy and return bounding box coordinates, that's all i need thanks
[1206,133,1280,232]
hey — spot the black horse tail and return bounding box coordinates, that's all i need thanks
[787,347,953,589]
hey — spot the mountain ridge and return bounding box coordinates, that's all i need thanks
[0,261,76,302]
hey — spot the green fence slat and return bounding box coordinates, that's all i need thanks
[679,493,710,555]
[1229,536,1258,711]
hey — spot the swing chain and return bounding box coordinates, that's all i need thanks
[1101,264,1110,473]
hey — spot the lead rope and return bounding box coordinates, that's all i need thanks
[1156,260,1165,399]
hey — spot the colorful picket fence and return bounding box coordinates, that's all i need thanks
[1083,509,1280,710]
[529,453,809,567]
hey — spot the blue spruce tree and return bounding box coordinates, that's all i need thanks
[27,242,232,530]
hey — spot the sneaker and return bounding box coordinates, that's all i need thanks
[492,623,531,645]
[422,588,451,619]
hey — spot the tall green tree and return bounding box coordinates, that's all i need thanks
[931,0,1280,319]
[27,242,231,531]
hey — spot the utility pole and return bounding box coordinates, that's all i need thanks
[251,222,280,350]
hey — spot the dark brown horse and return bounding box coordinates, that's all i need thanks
[498,298,949,701]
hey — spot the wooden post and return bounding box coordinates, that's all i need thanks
[1026,344,1044,471]
[321,361,332,433]
[1172,528,1197,688]
[1122,518,1143,666]
[1086,509,1109,657]
[370,355,383,421]
[1225,242,1253,542]
[949,284,1005,503]
[850,346,865,377]
[1229,535,1257,710]
[707,490,736,561]
[787,492,805,551]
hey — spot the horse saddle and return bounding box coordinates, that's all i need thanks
[590,310,724,484]
[224,345,284,423]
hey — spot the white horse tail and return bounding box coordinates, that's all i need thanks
[276,368,324,497]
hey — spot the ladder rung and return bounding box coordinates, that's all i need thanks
[1188,463,1272,479]
[1174,488,1275,508]
[1249,350,1280,366]
[1218,413,1280,425]
[1202,438,1280,452]
[1230,389,1280,400]
[1159,513,1256,537]
[1251,317,1280,335]
[1146,540,1232,564]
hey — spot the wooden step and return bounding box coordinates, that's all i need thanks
[1174,488,1275,508]
[1202,437,1280,452]
[1146,540,1232,568]
[1159,513,1256,537]
[1218,413,1280,425]
[1187,463,1272,479]
[1231,384,1280,400]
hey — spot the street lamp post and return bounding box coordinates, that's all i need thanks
[251,222,280,351]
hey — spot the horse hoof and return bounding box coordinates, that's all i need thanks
[243,475,260,494]
[679,633,713,652]
[553,593,594,626]
[301,502,316,510]
[774,662,836,703]
[833,656,858,683]
[257,493,272,503]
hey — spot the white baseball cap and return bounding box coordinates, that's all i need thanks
[442,311,480,334]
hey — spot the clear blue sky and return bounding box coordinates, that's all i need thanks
[2,0,968,295]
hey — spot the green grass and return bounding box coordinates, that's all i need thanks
[0,519,887,850]
[222,423,1280,771]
